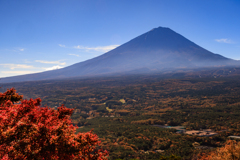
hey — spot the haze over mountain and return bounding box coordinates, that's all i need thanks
[1,27,238,83]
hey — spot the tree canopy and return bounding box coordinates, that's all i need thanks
[0,88,108,160]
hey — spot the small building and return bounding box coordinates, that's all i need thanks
[155,150,164,153]
[228,136,240,140]
[185,130,218,137]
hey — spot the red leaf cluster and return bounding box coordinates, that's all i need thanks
[0,88,108,160]
[0,88,22,104]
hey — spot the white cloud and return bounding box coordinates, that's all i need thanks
[59,44,66,47]
[0,70,45,78]
[35,60,66,65]
[0,71,37,78]
[215,38,234,44]
[73,44,120,52]
[1,71,35,74]
[0,64,34,70]
[68,54,80,57]
[44,65,63,71]
[4,48,25,52]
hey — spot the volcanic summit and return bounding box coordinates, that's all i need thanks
[0,27,237,83]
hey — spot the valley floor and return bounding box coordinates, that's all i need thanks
[2,67,240,159]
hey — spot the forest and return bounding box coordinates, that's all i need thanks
[1,67,240,159]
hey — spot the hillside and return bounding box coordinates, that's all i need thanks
[1,27,239,83]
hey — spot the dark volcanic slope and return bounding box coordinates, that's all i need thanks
[0,27,238,83]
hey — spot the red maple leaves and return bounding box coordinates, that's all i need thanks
[0,88,108,160]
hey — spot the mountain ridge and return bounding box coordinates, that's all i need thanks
[1,26,239,83]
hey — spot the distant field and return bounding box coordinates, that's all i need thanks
[1,67,240,159]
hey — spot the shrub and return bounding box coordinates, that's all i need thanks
[0,88,108,160]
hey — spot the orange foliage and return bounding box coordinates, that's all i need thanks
[199,140,240,160]
[0,88,108,160]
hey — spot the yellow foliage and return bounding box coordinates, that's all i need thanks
[200,140,240,160]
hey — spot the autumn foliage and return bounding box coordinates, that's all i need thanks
[0,88,22,104]
[199,140,240,160]
[0,88,108,160]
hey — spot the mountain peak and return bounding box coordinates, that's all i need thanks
[149,26,170,32]
[0,27,237,83]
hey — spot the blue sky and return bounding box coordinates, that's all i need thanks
[0,0,240,78]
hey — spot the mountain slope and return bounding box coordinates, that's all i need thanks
[0,27,238,83]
